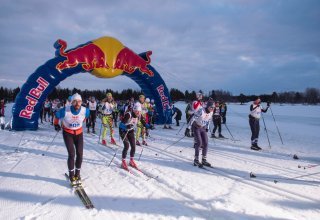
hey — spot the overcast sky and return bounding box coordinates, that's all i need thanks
[0,0,319,95]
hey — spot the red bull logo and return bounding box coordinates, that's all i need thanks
[55,37,154,78]
[55,39,109,72]
[114,48,154,77]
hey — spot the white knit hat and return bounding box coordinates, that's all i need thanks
[72,93,82,102]
[133,102,142,112]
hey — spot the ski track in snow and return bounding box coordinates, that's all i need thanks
[0,102,319,219]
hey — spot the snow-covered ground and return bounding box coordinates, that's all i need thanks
[0,102,319,220]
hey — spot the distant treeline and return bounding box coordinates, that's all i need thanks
[0,86,319,104]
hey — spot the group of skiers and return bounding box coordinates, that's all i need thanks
[0,91,270,186]
[52,92,158,186]
[183,93,270,167]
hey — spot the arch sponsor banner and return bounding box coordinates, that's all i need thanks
[12,36,171,130]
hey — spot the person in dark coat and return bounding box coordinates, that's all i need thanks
[172,105,182,126]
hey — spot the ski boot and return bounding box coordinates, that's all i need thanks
[211,134,216,138]
[163,125,168,129]
[202,158,211,167]
[250,143,261,151]
[129,158,138,169]
[110,137,116,145]
[75,175,82,186]
[194,158,203,168]
[168,126,173,129]
[136,140,141,146]
[87,128,90,133]
[121,159,129,171]
[92,129,95,134]
[219,134,225,138]
[142,140,148,146]
[69,176,78,187]
[102,139,107,146]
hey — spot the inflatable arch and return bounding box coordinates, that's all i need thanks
[12,36,171,131]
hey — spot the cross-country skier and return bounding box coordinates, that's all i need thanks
[87,97,97,133]
[112,101,119,128]
[172,105,182,126]
[149,99,156,126]
[53,93,89,186]
[43,99,51,122]
[220,101,227,124]
[185,92,204,137]
[101,93,117,145]
[189,101,214,167]
[65,96,72,107]
[119,102,150,170]
[185,101,193,124]
[163,103,173,129]
[0,99,6,130]
[249,97,270,151]
[211,101,225,138]
[51,99,61,125]
[136,95,148,146]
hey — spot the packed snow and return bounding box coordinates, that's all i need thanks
[0,102,319,220]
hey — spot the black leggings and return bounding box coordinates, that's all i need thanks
[63,131,83,174]
[120,129,135,159]
[249,117,260,144]
[44,108,50,120]
[212,117,222,134]
[88,110,96,130]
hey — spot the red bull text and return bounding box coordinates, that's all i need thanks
[19,77,49,119]
[157,84,169,109]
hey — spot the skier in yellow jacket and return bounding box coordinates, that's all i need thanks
[101,93,117,145]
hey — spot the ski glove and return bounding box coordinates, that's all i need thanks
[54,124,61,132]
[126,124,134,130]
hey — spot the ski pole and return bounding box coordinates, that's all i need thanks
[43,130,60,155]
[107,130,129,167]
[15,131,25,153]
[155,135,186,156]
[98,122,103,144]
[261,114,271,149]
[138,146,144,161]
[224,123,236,142]
[138,128,149,161]
[298,164,320,170]
[269,106,284,145]
[176,122,186,135]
